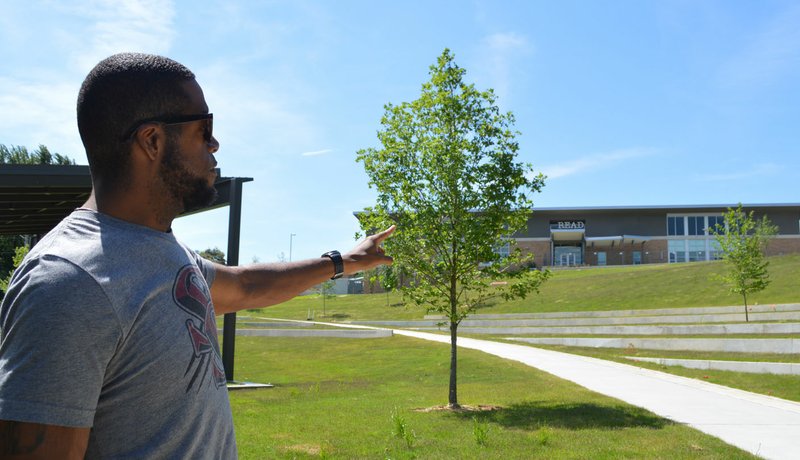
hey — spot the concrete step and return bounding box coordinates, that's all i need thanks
[356,310,800,328]
[412,322,800,336]
[508,337,800,354]
[424,303,800,320]
[624,357,800,375]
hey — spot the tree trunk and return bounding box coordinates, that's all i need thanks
[448,320,459,409]
[743,292,749,322]
[448,266,460,409]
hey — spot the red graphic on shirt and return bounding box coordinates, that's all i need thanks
[173,264,226,392]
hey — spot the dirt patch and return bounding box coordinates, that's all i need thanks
[413,404,503,413]
[282,444,321,455]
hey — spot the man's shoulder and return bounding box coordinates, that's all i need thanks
[33,209,187,265]
[23,211,99,269]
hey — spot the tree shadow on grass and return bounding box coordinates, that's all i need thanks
[456,400,673,431]
[329,313,351,320]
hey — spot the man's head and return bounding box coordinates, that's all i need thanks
[77,52,197,191]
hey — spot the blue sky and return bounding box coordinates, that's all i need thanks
[1,0,799,263]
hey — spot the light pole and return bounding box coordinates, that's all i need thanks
[289,233,296,262]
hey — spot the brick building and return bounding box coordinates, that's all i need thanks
[513,204,800,267]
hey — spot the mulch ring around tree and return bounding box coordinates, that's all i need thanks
[413,404,502,413]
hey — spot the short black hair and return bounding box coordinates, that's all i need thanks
[77,52,196,188]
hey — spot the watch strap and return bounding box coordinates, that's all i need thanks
[321,250,344,280]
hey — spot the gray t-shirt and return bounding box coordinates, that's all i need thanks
[0,209,237,459]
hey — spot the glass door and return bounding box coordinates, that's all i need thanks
[554,245,583,266]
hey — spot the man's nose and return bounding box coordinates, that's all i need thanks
[208,135,220,154]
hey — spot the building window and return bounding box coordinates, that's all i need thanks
[668,240,686,263]
[688,216,705,235]
[667,216,684,236]
[688,240,706,261]
[709,240,723,260]
[666,214,727,264]
[707,215,724,235]
[494,242,510,259]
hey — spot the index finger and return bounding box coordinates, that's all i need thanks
[372,225,396,243]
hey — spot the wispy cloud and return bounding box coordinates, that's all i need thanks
[474,32,532,102]
[300,149,333,157]
[719,4,800,89]
[61,0,177,71]
[694,163,780,181]
[538,148,657,180]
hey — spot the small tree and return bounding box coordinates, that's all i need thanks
[366,265,400,305]
[197,247,226,264]
[711,204,777,322]
[356,49,549,409]
[316,280,336,316]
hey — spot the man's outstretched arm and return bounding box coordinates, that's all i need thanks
[210,226,395,314]
[0,421,89,460]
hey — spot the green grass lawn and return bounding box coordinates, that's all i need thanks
[250,254,800,321]
[229,335,757,459]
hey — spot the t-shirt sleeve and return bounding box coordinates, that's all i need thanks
[189,246,217,287]
[0,255,122,427]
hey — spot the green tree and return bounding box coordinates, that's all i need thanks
[197,247,226,264]
[0,236,26,286]
[711,204,777,322]
[0,245,30,294]
[0,144,75,165]
[356,49,550,409]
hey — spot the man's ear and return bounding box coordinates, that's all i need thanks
[133,124,163,162]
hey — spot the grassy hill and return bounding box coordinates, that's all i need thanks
[249,254,800,321]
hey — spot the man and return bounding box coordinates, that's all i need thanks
[0,53,394,458]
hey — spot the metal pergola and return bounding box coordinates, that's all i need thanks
[0,164,251,382]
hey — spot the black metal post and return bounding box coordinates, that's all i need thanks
[222,178,243,382]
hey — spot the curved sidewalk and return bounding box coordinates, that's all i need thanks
[393,329,800,460]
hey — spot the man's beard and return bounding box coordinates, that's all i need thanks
[159,138,218,213]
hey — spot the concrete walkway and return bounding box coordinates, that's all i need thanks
[392,329,800,460]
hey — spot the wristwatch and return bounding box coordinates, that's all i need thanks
[321,250,344,280]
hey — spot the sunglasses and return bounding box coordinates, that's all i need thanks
[121,113,214,143]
